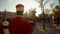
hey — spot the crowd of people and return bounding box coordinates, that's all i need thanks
[0,4,60,34]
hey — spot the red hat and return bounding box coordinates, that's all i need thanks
[16,4,24,8]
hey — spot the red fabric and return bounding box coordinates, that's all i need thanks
[8,16,33,34]
[33,19,36,24]
[0,19,5,34]
[32,17,37,25]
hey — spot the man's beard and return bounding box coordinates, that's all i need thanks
[16,11,23,15]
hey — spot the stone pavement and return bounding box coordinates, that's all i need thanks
[33,22,55,34]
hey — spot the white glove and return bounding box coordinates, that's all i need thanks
[2,21,9,27]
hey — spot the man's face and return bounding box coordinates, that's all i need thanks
[16,7,24,11]
[16,6,24,15]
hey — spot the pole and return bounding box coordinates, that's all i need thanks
[40,0,45,30]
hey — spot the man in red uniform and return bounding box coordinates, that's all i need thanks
[0,17,5,34]
[8,4,33,34]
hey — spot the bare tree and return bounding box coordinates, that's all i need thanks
[59,0,60,4]
[37,0,49,30]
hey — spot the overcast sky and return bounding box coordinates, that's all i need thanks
[0,0,59,16]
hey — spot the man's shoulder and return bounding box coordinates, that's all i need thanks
[10,16,29,22]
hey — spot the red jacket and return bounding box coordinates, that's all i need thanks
[0,19,5,34]
[8,16,33,34]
